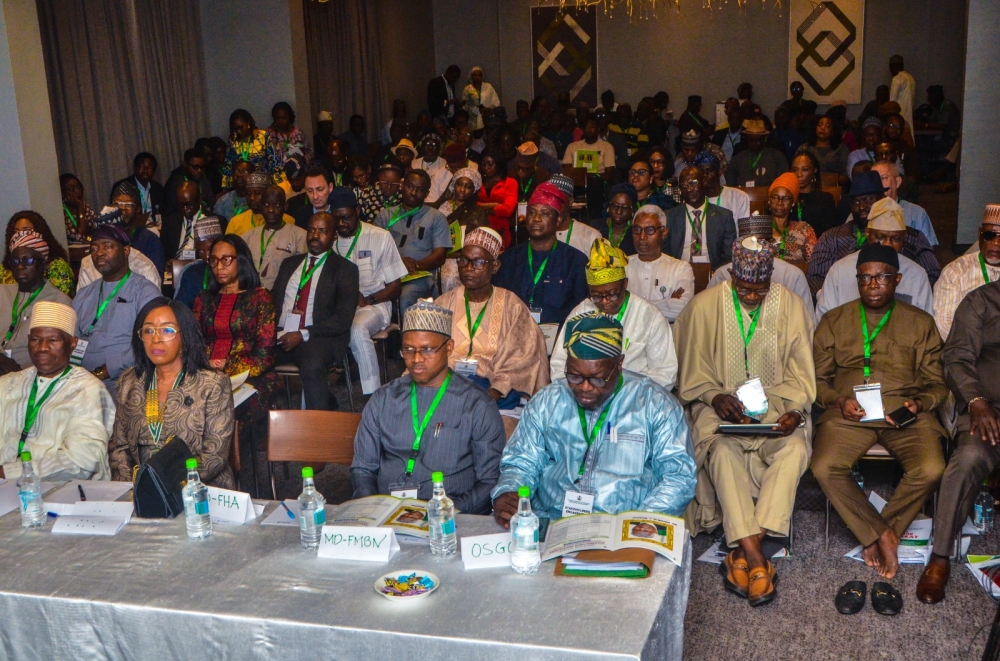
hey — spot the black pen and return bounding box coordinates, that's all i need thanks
[78,485,87,501]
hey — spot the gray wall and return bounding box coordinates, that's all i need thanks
[378,0,437,128]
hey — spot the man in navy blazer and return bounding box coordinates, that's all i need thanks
[664,165,737,269]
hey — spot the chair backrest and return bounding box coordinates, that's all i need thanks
[822,185,842,208]
[171,259,194,288]
[561,165,588,188]
[821,172,841,190]
[691,262,713,294]
[738,186,770,215]
[267,410,361,464]
[229,422,241,475]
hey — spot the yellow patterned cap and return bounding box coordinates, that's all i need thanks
[868,197,905,232]
[29,301,77,336]
[585,238,628,286]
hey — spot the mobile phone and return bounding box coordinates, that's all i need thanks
[887,405,917,428]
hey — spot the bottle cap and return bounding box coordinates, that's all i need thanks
[432,471,444,483]
[20,451,31,462]
[185,457,198,470]
[302,467,314,478]
[518,485,530,498]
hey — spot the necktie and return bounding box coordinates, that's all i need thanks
[293,256,317,327]
[692,210,703,255]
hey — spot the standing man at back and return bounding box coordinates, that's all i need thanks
[889,55,916,131]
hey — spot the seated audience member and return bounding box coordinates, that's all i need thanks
[159,179,203,269]
[411,132,453,207]
[625,205,695,324]
[174,216,224,308]
[874,142,918,204]
[601,182,638,256]
[772,105,805,164]
[112,152,164,219]
[709,215,815,319]
[477,149,518,245]
[789,151,839,236]
[0,212,75,296]
[492,311,697,525]
[293,166,333,230]
[695,152,749,225]
[266,101,311,165]
[845,117,883,179]
[521,121,562,175]
[60,173,97,244]
[271,212,359,410]
[726,119,789,188]
[872,160,938,247]
[917,280,1000,603]
[78,207,162,290]
[358,163,404,223]
[629,157,678,213]
[0,302,114,484]
[511,142,551,208]
[193,235,278,445]
[564,117,617,219]
[213,160,253,223]
[493,183,589,325]
[113,175,169,272]
[807,171,940,297]
[674,129,727,183]
[933,205,1000,338]
[243,185,307,289]
[711,98,744,163]
[439,168,491,293]
[109,298,234,489]
[72,222,161,395]
[390,138,416,172]
[351,301,506,514]
[330,190,407,396]
[676,238,815,607]
[551,239,677,388]
[648,146,682,205]
[164,148,215,216]
[665,166,737,269]
[815,198,932,322]
[0,231,72,373]
[767,173,817,263]
[226,172,294,237]
[551,173,601,256]
[435,227,550,407]
[442,142,474,177]
[795,116,850,186]
[340,114,369,163]
[222,108,285,187]
[375,170,451,318]
[811,243,946,580]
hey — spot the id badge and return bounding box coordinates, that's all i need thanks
[744,181,755,188]
[853,383,885,422]
[454,358,478,378]
[562,490,595,518]
[389,483,419,499]
[735,377,768,419]
[180,250,196,261]
[529,307,542,323]
[282,313,302,332]
[70,339,89,366]
[517,202,528,223]
[3,349,10,359]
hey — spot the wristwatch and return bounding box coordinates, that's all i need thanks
[93,366,108,380]
[367,294,378,306]
[789,409,807,428]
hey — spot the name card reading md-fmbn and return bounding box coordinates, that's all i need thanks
[317,526,400,562]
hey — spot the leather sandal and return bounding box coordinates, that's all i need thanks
[834,580,867,614]
[748,561,777,607]
[871,582,903,616]
[719,550,750,598]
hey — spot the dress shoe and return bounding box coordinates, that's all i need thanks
[720,551,749,598]
[748,561,777,607]
[916,554,950,604]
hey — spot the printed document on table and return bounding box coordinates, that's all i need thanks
[329,495,430,538]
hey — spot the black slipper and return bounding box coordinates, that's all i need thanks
[835,580,866,614]
[871,582,903,616]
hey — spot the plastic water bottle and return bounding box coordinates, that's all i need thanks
[428,471,456,556]
[975,480,994,533]
[851,463,864,491]
[181,457,212,539]
[16,452,43,529]
[511,485,541,575]
[297,466,326,550]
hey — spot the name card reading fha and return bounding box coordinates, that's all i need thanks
[460,532,513,570]
[207,487,262,524]
[317,526,400,562]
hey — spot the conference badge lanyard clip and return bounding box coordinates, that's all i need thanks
[392,372,453,499]
[527,243,553,323]
[456,289,490,378]
[855,300,894,422]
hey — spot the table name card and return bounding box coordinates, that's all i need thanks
[207,487,261,524]
[317,526,400,562]
[460,532,513,570]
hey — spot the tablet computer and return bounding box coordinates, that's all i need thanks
[716,423,786,437]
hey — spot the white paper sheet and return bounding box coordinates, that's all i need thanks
[44,480,133,505]
[855,386,885,422]
[52,515,127,536]
[261,500,301,527]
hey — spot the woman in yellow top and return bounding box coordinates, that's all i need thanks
[222,108,287,188]
[0,211,75,296]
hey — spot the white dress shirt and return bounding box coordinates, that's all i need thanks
[708,187,749,229]
[334,223,409,327]
[625,253,695,323]
[814,252,932,324]
[681,202,710,263]
[411,157,454,204]
[280,254,327,342]
[556,219,602,256]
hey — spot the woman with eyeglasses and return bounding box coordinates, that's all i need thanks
[0,211,75,296]
[767,173,817,264]
[600,182,638,256]
[109,297,236,489]
[439,168,490,293]
[191,235,279,452]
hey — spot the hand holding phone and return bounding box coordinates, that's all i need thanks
[886,405,917,428]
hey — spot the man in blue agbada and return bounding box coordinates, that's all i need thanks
[491,311,696,527]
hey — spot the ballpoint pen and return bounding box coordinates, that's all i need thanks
[280,501,296,519]
[78,485,87,501]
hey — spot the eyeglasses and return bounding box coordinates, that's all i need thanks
[628,169,650,177]
[679,180,701,190]
[733,284,771,297]
[138,326,180,341]
[981,230,1000,242]
[632,225,662,236]
[378,181,402,189]
[590,284,627,303]
[9,256,40,267]
[113,201,137,209]
[768,195,794,204]
[607,203,634,213]
[400,340,449,359]
[457,257,493,270]
[856,273,896,286]
[208,255,237,267]
[648,158,667,166]
[566,369,618,388]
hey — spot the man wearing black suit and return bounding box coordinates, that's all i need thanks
[111,152,164,220]
[271,211,360,410]
[160,181,204,265]
[427,65,462,120]
[665,166,736,269]
[293,165,335,230]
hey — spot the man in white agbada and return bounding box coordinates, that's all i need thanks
[0,301,114,484]
[550,238,678,389]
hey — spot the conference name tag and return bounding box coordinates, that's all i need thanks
[3,350,10,359]
[460,532,513,570]
[317,525,400,562]
[562,490,595,518]
[853,383,885,422]
[207,487,258,524]
[281,313,302,332]
[454,358,478,378]
[180,250,196,261]
[517,202,528,221]
[70,340,89,366]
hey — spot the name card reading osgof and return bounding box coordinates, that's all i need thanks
[460,532,513,570]
[317,526,400,562]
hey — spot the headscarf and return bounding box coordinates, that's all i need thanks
[608,182,638,207]
[730,236,777,284]
[527,182,567,212]
[563,311,623,360]
[463,227,503,260]
[450,167,482,193]
[585,238,628,286]
[8,230,49,258]
[769,172,800,203]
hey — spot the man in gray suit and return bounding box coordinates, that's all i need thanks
[665,166,737,269]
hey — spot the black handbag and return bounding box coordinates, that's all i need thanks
[133,435,194,519]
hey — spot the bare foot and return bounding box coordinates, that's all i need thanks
[876,528,901,579]
[862,541,883,572]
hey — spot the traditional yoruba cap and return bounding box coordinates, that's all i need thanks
[328,187,358,210]
[737,214,772,239]
[391,139,416,156]
[693,151,720,170]
[586,238,628,286]
[516,142,539,157]
[284,154,307,179]
[563,311,623,360]
[93,206,124,228]
[470,65,484,75]
[857,242,899,270]
[402,300,452,337]
[317,110,334,122]
[608,182,637,207]
[29,301,76,336]
[419,132,441,145]
[848,171,886,197]
[868,197,905,231]
[193,215,223,240]
[464,227,503,260]
[741,119,769,135]
[527,182,567,211]
[829,99,848,109]
[862,116,883,130]
[982,204,1000,227]
[548,173,575,199]
[9,230,49,258]
[91,224,130,246]
[450,167,482,192]
[442,143,466,162]
[731,236,777,283]
[769,172,800,203]
[111,179,140,203]
[245,172,271,189]
[680,129,701,147]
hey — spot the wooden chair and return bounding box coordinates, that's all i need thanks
[267,410,361,500]
[169,259,193,289]
[229,422,242,491]
[370,322,399,384]
[822,185,842,208]
[691,262,713,294]
[821,172,841,190]
[274,360,354,412]
[738,186,770,215]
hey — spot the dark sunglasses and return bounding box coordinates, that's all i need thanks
[9,256,41,267]
[982,230,1000,242]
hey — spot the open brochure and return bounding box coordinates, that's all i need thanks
[542,511,685,567]
[230,370,257,408]
[329,495,429,539]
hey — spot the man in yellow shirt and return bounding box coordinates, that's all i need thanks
[226,172,295,236]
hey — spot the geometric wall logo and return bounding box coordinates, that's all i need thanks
[789,0,864,102]
[532,7,597,107]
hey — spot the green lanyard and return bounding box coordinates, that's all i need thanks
[464,288,492,358]
[795,200,803,221]
[773,220,789,257]
[564,220,575,246]
[615,292,630,324]
[854,225,866,249]
[575,374,624,477]
[527,243,554,307]
[386,206,420,229]
[607,220,631,249]
[731,284,762,378]
[859,300,895,383]
[148,370,185,445]
[750,150,764,172]
[63,204,78,228]
[981,253,994,285]
[337,224,362,259]
[202,267,210,291]
[88,272,131,335]
[406,371,453,477]
[233,197,248,216]
[295,251,330,305]
[19,366,71,454]
[685,201,708,253]
[687,111,705,128]
[258,227,279,269]
[4,286,43,344]
[520,176,534,199]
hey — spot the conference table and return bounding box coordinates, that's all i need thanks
[0,500,691,660]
